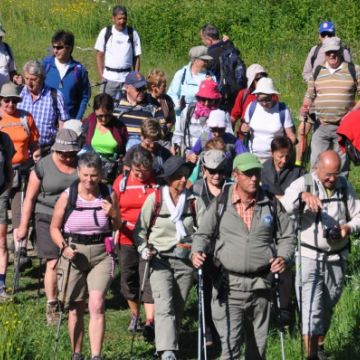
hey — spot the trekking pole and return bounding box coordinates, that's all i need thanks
[274,273,286,360]
[197,266,207,360]
[52,249,74,359]
[130,244,156,356]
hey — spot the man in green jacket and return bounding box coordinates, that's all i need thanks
[191,153,296,359]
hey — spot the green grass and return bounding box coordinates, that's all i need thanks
[1,0,360,358]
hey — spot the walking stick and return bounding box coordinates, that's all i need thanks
[274,273,286,360]
[198,267,207,360]
[52,254,73,359]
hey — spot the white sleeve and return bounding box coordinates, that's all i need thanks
[133,30,141,56]
[284,107,294,128]
[94,28,106,52]
[225,112,234,135]
[172,107,187,145]
[244,103,251,124]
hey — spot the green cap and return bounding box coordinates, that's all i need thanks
[233,153,263,172]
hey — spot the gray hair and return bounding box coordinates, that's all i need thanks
[112,5,127,16]
[131,147,153,170]
[23,60,45,78]
[78,152,102,173]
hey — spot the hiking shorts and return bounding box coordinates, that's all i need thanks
[57,242,113,303]
[35,213,59,259]
[118,243,153,304]
[0,187,21,227]
[296,255,345,335]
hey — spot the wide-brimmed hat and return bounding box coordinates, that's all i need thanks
[63,119,83,137]
[319,21,335,35]
[233,153,263,172]
[196,79,222,99]
[0,26,5,37]
[124,71,146,89]
[252,77,279,95]
[323,36,342,53]
[0,82,21,100]
[51,129,81,152]
[246,64,267,89]
[207,109,226,128]
[158,156,192,179]
[189,46,213,61]
[200,150,227,170]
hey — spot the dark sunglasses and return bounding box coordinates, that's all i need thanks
[210,127,225,132]
[240,169,261,177]
[134,86,146,92]
[205,167,225,175]
[96,114,112,120]
[56,151,77,158]
[3,97,21,104]
[52,45,69,50]
[320,32,334,38]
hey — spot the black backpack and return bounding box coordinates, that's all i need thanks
[63,179,112,227]
[219,45,247,104]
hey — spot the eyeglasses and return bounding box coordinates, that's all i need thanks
[134,86,146,93]
[56,151,77,158]
[3,97,21,104]
[210,127,225,132]
[205,167,225,175]
[238,169,261,178]
[96,114,112,120]
[52,45,69,50]
[320,32,334,38]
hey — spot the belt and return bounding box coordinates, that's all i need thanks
[64,232,111,245]
[301,242,349,255]
[225,265,270,279]
[105,66,131,73]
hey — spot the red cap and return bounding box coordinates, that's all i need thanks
[196,79,221,99]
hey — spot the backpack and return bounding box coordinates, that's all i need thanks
[345,138,360,166]
[313,62,357,83]
[103,25,135,65]
[146,188,197,240]
[219,45,247,103]
[63,179,112,227]
[3,42,13,62]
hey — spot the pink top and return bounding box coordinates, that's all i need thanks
[63,188,111,235]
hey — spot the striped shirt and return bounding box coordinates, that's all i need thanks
[18,85,69,146]
[305,62,360,124]
[63,189,111,235]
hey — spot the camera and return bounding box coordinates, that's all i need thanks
[323,225,342,242]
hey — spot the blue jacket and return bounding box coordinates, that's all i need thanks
[42,56,91,119]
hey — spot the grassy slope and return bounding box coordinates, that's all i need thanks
[0,0,360,359]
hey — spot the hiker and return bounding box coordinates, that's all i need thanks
[244,77,296,162]
[167,45,215,120]
[113,71,166,150]
[0,129,15,301]
[147,69,175,145]
[0,25,22,88]
[95,5,141,97]
[17,129,79,324]
[0,82,40,268]
[113,147,157,341]
[50,152,121,360]
[302,21,351,82]
[192,149,228,346]
[42,30,91,120]
[83,93,128,183]
[134,156,205,360]
[230,64,268,137]
[200,24,246,111]
[123,118,171,176]
[298,36,360,171]
[172,78,233,156]
[17,60,69,157]
[192,152,295,359]
[280,150,360,360]
[187,109,247,176]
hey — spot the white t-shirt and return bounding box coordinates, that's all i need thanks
[55,58,70,79]
[94,25,141,82]
[244,102,293,159]
[0,42,15,88]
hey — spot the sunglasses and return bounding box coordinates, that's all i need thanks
[52,45,69,50]
[3,97,21,104]
[56,151,78,158]
[238,169,261,178]
[205,167,225,175]
[134,86,146,93]
[257,96,273,104]
[320,32,334,38]
[210,127,225,132]
[96,114,112,120]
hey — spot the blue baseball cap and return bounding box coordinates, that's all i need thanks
[124,71,146,89]
[319,21,335,35]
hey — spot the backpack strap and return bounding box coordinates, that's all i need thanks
[312,65,324,81]
[310,44,322,68]
[348,62,357,84]
[188,197,197,229]
[146,187,162,240]
[278,102,286,129]
[180,68,187,86]
[50,88,60,121]
[63,180,80,226]
[184,103,196,150]
[248,100,257,124]
[127,26,135,68]
[212,183,231,245]
[19,110,30,136]
[3,42,13,62]
[103,25,112,53]
[241,88,250,107]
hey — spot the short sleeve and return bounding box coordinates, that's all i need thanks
[283,107,294,128]
[94,28,107,52]
[133,29,141,56]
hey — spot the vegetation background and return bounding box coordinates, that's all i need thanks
[0,0,360,359]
